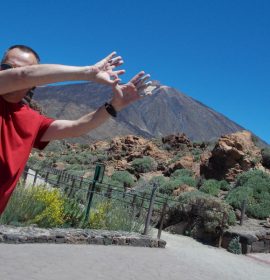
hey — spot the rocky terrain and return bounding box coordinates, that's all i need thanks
[30,130,270,253]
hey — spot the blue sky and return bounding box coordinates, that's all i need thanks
[1,0,269,143]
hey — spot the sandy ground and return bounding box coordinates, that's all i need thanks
[0,231,269,280]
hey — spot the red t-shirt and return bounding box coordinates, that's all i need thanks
[0,97,54,214]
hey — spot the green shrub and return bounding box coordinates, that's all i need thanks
[62,198,85,228]
[158,178,184,195]
[0,182,146,233]
[171,169,194,179]
[149,175,168,186]
[0,183,64,227]
[87,196,146,232]
[235,169,270,187]
[227,236,242,254]
[170,169,196,188]
[220,180,230,191]
[167,191,236,236]
[131,156,157,173]
[200,179,221,196]
[226,169,270,219]
[158,176,197,196]
[111,171,135,188]
[191,148,202,162]
[179,176,197,187]
[101,174,122,190]
[148,176,169,195]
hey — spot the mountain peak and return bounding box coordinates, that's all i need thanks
[34,82,245,143]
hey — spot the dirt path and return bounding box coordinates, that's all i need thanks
[0,231,269,280]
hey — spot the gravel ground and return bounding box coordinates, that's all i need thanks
[0,230,269,280]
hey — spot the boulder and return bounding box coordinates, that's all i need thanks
[164,155,195,176]
[162,133,192,149]
[109,135,170,164]
[200,130,263,182]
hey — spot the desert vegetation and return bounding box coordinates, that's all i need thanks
[2,131,270,243]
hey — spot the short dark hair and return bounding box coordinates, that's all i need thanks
[1,44,40,63]
[2,45,42,112]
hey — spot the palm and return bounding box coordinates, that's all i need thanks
[117,83,140,106]
[93,52,125,85]
[111,71,152,111]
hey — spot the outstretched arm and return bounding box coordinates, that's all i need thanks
[40,72,153,142]
[0,52,124,95]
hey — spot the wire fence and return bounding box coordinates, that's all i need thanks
[21,164,175,238]
[20,163,238,244]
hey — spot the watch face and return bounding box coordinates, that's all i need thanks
[105,103,117,117]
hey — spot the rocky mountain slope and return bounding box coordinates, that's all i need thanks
[34,81,246,143]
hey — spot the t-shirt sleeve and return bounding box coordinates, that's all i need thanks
[33,116,55,150]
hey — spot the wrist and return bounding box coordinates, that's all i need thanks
[83,65,98,80]
[110,98,122,112]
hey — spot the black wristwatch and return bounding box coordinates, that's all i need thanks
[104,102,117,118]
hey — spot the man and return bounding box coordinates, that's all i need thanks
[0,45,152,214]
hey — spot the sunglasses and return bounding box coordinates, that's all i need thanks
[0,63,13,70]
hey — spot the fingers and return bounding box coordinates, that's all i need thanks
[135,74,151,87]
[112,78,121,86]
[104,51,117,61]
[110,72,122,81]
[109,69,125,82]
[129,71,145,84]
[109,56,123,66]
[113,69,126,76]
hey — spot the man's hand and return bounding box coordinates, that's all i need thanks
[91,52,125,85]
[41,71,154,142]
[111,71,153,111]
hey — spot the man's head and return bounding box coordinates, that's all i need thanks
[1,45,40,103]
[1,45,40,64]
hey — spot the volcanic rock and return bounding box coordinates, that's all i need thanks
[200,130,263,181]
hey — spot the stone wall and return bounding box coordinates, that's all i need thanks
[0,226,166,248]
[222,219,270,254]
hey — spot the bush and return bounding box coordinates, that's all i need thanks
[30,187,65,227]
[158,178,184,195]
[62,198,85,228]
[200,179,228,196]
[89,200,111,229]
[226,169,270,219]
[235,169,270,187]
[87,197,146,232]
[0,183,146,233]
[0,183,64,227]
[166,191,236,236]
[171,169,194,179]
[131,156,157,173]
[192,148,202,162]
[149,175,168,186]
[227,236,242,254]
[111,171,135,188]
[158,175,197,196]
[149,176,168,193]
[220,180,230,191]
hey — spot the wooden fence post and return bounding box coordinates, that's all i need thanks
[157,198,168,239]
[143,183,158,235]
